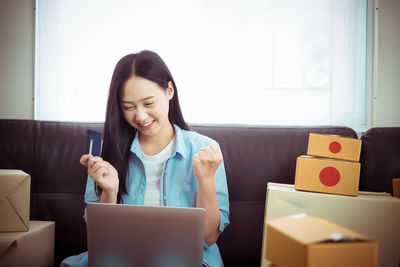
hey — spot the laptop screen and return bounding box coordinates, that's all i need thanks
[87,203,205,267]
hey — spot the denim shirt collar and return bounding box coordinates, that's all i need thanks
[129,123,186,160]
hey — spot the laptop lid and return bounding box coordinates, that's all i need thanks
[87,203,205,267]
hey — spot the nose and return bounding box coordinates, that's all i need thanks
[134,107,147,122]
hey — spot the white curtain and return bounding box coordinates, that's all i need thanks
[35,0,368,131]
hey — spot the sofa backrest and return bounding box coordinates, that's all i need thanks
[360,127,400,194]
[0,119,358,266]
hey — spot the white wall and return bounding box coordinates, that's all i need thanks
[0,0,399,127]
[0,0,34,120]
[372,0,400,126]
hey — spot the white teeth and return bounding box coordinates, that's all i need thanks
[142,121,152,126]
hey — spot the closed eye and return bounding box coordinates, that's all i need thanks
[122,106,134,110]
[145,102,154,106]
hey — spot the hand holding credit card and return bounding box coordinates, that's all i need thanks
[83,130,103,157]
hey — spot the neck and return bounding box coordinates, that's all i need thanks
[139,122,175,156]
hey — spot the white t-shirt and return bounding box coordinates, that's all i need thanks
[142,136,176,206]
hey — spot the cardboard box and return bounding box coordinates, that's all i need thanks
[0,170,30,232]
[266,214,377,267]
[393,178,400,198]
[307,133,362,162]
[294,156,360,196]
[261,183,400,267]
[0,221,55,267]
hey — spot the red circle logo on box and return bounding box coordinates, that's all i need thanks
[329,141,341,154]
[319,166,340,186]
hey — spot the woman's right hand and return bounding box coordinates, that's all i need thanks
[80,154,119,199]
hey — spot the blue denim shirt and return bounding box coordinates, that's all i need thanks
[84,124,230,267]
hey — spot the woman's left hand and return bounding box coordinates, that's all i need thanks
[193,144,223,182]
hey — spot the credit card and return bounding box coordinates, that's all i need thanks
[83,130,103,156]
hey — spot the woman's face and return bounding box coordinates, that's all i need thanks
[120,75,174,138]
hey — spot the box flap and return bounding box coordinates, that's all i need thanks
[0,236,17,258]
[7,177,30,230]
[0,170,30,231]
[267,214,370,245]
[267,182,392,197]
[298,155,359,164]
[0,171,27,201]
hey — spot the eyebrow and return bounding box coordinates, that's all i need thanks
[121,96,155,104]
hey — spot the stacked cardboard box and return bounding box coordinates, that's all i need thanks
[295,133,362,196]
[265,214,378,267]
[393,178,400,198]
[261,134,400,267]
[0,170,30,231]
[0,170,55,267]
[261,183,400,267]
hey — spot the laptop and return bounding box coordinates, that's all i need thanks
[86,203,205,267]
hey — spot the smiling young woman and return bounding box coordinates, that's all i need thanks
[60,50,230,267]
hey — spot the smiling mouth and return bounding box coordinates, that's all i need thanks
[138,121,154,129]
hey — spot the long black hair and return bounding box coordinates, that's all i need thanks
[99,50,189,203]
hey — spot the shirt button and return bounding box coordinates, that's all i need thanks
[163,196,167,200]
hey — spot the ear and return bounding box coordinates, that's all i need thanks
[166,81,174,100]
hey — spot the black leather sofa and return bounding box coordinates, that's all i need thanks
[0,119,398,266]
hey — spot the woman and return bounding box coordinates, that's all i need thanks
[61,50,230,267]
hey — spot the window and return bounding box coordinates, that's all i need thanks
[35,0,370,131]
